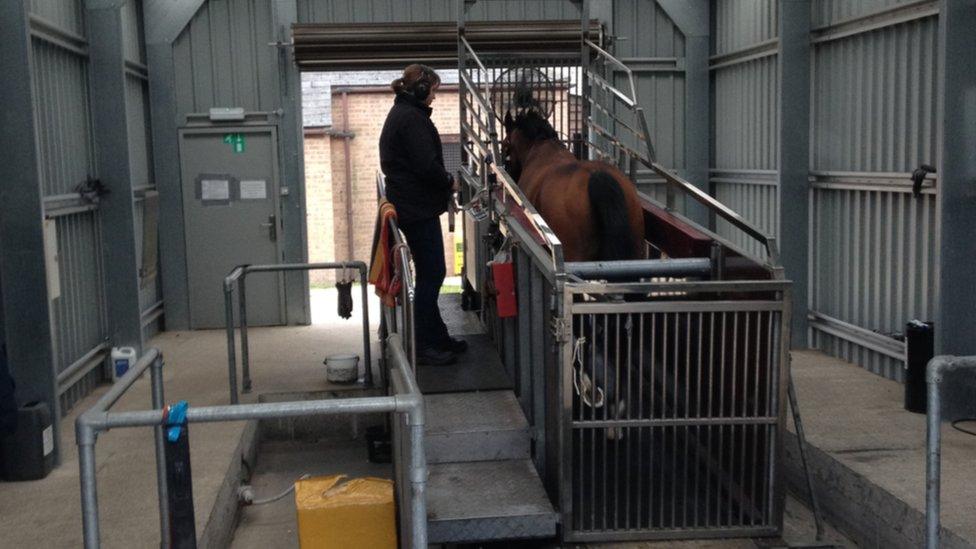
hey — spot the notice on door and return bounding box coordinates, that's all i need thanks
[240,180,267,200]
[201,179,230,201]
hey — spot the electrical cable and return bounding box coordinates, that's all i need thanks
[951,418,976,437]
[249,474,311,506]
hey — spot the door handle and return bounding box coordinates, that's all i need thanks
[260,214,277,242]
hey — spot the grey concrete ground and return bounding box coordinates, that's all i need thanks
[230,437,852,549]
[787,351,976,548]
[2,288,972,548]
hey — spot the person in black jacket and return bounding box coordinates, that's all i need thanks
[380,64,468,366]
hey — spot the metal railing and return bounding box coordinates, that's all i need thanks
[223,261,371,404]
[456,5,793,541]
[925,356,976,549]
[76,334,426,548]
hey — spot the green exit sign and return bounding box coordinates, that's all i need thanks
[223,133,246,153]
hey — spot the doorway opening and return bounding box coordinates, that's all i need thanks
[300,70,464,324]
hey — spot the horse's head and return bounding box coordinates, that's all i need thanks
[502,109,558,183]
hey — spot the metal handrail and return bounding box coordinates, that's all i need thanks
[925,356,976,549]
[223,261,371,404]
[376,171,417,367]
[76,338,426,549]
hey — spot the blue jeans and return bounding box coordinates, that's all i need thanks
[399,217,450,350]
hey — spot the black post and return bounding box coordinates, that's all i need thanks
[165,415,197,548]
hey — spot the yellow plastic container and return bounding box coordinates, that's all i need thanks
[295,475,397,549]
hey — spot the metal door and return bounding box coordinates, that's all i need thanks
[179,126,284,328]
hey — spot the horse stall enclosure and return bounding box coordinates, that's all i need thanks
[456,1,792,542]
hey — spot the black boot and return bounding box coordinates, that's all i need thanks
[417,347,457,366]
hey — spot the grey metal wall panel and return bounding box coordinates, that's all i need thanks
[126,74,153,187]
[121,0,146,64]
[810,187,936,381]
[713,0,777,55]
[710,2,778,257]
[297,0,577,23]
[808,13,939,380]
[51,212,107,376]
[30,0,86,36]
[613,0,686,58]
[171,0,281,115]
[810,18,938,172]
[812,0,917,28]
[713,57,778,170]
[31,39,96,197]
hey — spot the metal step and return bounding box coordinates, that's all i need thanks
[425,391,530,463]
[426,459,558,544]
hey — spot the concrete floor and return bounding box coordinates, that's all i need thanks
[788,350,976,548]
[1,288,972,548]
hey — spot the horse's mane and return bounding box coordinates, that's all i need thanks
[513,110,558,142]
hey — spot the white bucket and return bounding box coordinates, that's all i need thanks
[111,347,137,381]
[325,354,359,383]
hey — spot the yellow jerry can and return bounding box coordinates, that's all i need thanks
[295,475,397,549]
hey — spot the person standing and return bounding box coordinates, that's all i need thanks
[379,64,468,366]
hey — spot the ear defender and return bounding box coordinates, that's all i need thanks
[413,80,431,101]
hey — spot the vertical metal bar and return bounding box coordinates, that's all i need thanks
[360,266,372,387]
[224,285,238,404]
[694,312,704,528]
[926,371,941,549]
[658,313,667,528]
[671,312,679,528]
[239,274,251,393]
[78,429,99,548]
[612,313,620,529]
[409,422,428,549]
[738,312,751,526]
[150,357,170,548]
[589,313,596,531]
[601,313,608,530]
[624,313,633,530]
[728,312,739,526]
[683,312,691,528]
[636,312,645,528]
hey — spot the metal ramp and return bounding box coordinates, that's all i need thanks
[421,298,558,544]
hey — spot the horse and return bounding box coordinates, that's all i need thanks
[502,109,647,439]
[502,109,646,263]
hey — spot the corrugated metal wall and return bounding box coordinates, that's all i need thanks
[710,0,779,257]
[808,2,939,380]
[613,0,686,203]
[297,0,578,23]
[171,0,281,116]
[122,0,164,340]
[710,0,940,381]
[29,0,109,411]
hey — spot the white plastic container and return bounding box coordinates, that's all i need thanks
[111,347,137,381]
[325,354,359,383]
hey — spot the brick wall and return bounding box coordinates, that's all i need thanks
[304,131,336,286]
[326,88,461,276]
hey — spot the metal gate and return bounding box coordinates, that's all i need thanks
[457,0,790,541]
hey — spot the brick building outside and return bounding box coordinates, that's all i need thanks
[303,72,462,286]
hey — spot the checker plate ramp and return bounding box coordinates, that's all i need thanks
[425,391,530,463]
[426,459,558,543]
[415,334,513,394]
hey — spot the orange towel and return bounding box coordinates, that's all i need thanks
[368,200,402,307]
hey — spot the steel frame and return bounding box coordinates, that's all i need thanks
[223,261,372,404]
[76,336,426,549]
[456,0,792,541]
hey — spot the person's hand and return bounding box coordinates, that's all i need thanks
[451,175,460,193]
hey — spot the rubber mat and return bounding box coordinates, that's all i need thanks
[415,334,514,394]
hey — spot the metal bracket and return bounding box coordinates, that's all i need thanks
[550,317,572,343]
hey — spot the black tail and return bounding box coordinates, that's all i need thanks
[588,171,636,261]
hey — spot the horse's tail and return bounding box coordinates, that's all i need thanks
[588,170,637,261]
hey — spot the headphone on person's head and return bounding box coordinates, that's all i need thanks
[411,66,437,101]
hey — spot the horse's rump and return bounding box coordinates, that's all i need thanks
[587,170,639,262]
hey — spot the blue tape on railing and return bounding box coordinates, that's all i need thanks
[166,400,189,442]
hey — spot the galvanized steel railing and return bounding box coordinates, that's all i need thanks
[223,261,372,404]
[75,340,427,548]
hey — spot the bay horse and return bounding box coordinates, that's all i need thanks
[502,110,645,263]
[503,109,647,439]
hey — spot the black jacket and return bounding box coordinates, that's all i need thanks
[379,92,453,224]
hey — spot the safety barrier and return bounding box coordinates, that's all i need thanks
[223,261,371,404]
[75,332,426,548]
